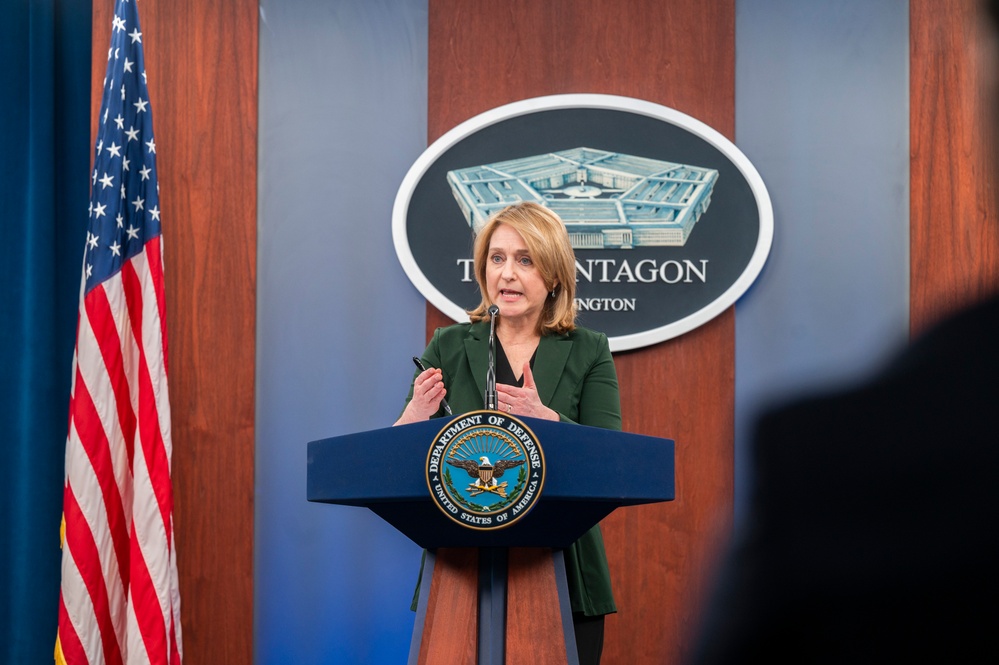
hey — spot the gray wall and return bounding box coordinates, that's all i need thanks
[734,0,909,506]
[256,0,909,661]
[256,1,428,662]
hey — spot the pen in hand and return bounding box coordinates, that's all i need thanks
[412,357,452,416]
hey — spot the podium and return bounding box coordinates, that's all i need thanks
[307,414,674,664]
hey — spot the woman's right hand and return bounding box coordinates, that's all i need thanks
[394,367,447,425]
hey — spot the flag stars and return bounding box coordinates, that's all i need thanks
[83,1,161,291]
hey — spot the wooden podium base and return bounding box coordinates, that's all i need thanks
[410,548,577,665]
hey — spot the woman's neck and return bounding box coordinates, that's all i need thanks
[496,318,540,348]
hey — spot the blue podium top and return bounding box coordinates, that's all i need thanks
[307,414,674,548]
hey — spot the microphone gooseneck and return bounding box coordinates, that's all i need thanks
[485,305,499,410]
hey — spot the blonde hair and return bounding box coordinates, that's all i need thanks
[467,202,577,335]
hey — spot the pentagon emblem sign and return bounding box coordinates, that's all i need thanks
[426,411,545,530]
[394,94,774,351]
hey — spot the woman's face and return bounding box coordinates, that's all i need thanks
[485,223,550,329]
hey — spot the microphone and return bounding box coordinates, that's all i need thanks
[485,304,499,410]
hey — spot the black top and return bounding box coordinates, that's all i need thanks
[494,338,536,387]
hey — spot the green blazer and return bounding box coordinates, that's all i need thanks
[407,321,621,616]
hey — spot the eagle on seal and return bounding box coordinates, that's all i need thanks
[447,455,524,488]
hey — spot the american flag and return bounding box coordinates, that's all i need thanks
[57,1,182,663]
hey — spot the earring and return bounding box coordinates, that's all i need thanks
[550,288,556,298]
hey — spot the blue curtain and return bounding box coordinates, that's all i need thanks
[0,0,92,661]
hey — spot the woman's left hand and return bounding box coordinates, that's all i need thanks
[496,362,559,421]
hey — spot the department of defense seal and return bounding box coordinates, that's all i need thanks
[426,410,545,530]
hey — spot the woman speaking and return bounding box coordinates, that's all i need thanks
[396,201,621,664]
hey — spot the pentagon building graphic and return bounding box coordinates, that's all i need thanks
[447,147,719,249]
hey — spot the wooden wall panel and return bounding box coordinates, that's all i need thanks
[428,1,735,662]
[911,0,999,333]
[92,1,257,662]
